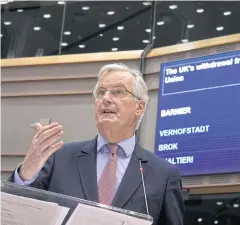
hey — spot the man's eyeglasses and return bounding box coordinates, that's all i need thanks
[93,87,141,100]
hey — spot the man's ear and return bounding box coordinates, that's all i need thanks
[136,101,145,116]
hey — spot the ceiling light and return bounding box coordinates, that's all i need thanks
[214,221,219,224]
[142,40,150,44]
[82,6,90,10]
[99,34,103,37]
[33,26,41,31]
[223,11,231,16]
[4,21,12,25]
[64,31,71,35]
[0,34,3,38]
[187,24,195,29]
[157,21,165,26]
[112,48,118,51]
[153,36,156,40]
[113,37,119,41]
[107,11,115,15]
[197,218,203,222]
[58,1,65,4]
[216,26,224,31]
[99,24,106,28]
[169,4,178,10]
[182,39,189,43]
[79,45,85,48]
[196,9,204,13]
[17,9,23,12]
[61,42,68,46]
[233,204,239,208]
[145,29,151,33]
[43,14,51,18]
[217,202,223,205]
[117,26,124,30]
[143,1,152,6]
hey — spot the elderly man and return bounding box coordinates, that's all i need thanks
[10,63,184,225]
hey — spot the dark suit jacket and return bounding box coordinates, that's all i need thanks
[10,137,184,225]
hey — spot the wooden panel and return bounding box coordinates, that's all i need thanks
[1,74,97,83]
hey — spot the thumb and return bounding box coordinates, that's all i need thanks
[30,122,43,132]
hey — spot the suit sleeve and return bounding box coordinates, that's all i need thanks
[160,167,185,225]
[8,153,55,191]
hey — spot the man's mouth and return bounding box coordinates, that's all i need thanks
[102,110,116,114]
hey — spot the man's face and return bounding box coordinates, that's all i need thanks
[94,71,144,133]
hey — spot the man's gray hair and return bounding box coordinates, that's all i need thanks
[95,63,149,130]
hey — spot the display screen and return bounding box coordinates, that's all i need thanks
[155,50,240,176]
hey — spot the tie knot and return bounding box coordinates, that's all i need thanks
[107,144,118,155]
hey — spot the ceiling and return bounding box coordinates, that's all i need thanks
[1,1,240,59]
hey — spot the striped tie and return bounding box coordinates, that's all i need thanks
[98,144,118,205]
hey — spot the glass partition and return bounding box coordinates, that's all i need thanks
[1,1,240,59]
[184,192,240,225]
[1,1,65,58]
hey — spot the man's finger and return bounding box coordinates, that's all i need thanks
[43,141,64,159]
[40,130,64,152]
[34,122,59,139]
[37,125,63,145]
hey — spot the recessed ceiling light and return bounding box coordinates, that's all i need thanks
[233,204,239,208]
[33,26,41,31]
[61,42,68,46]
[107,11,115,15]
[153,36,156,40]
[64,31,71,35]
[117,26,124,30]
[217,202,223,205]
[214,221,219,224]
[99,34,103,37]
[0,34,3,37]
[196,8,204,13]
[142,40,150,44]
[187,24,195,29]
[113,37,119,41]
[169,4,178,10]
[197,218,203,222]
[99,24,106,28]
[223,11,231,16]
[182,39,189,43]
[79,45,85,48]
[4,21,12,25]
[82,6,90,10]
[143,1,152,6]
[17,9,24,12]
[58,1,65,4]
[157,21,165,26]
[43,14,51,18]
[145,28,151,33]
[112,48,118,51]
[216,26,224,31]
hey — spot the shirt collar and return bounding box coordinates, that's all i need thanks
[97,133,135,158]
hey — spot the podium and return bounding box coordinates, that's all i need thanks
[1,180,153,225]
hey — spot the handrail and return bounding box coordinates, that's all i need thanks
[1,34,239,68]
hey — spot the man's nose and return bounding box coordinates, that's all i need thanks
[102,90,112,102]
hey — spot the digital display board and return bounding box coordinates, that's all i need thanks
[155,50,240,176]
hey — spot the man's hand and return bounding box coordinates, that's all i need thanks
[19,122,64,181]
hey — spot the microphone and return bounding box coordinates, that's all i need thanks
[139,160,149,216]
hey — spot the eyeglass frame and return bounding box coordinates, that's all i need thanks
[92,86,142,100]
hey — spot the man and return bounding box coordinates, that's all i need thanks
[9,63,184,225]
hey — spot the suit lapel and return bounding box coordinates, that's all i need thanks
[111,144,149,208]
[76,137,99,203]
